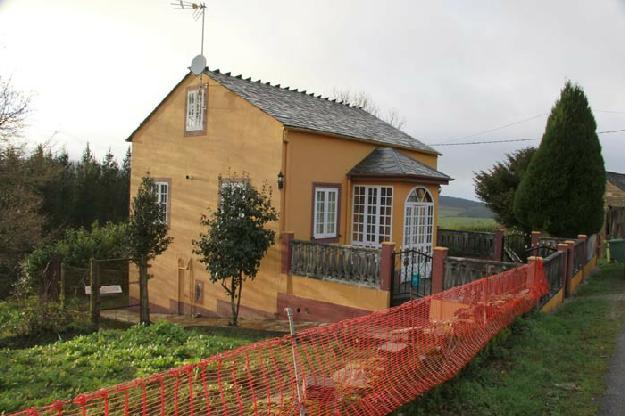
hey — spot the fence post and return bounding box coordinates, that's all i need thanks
[281,232,294,274]
[380,242,395,292]
[557,243,569,297]
[59,262,66,308]
[565,240,576,297]
[432,246,448,294]
[531,231,541,256]
[493,228,505,262]
[90,258,100,329]
[577,234,588,278]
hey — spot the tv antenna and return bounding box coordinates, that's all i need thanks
[171,1,208,75]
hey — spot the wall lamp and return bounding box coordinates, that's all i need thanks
[277,171,285,189]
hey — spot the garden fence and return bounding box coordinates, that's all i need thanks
[9,261,547,416]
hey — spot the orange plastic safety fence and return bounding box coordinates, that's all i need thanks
[9,261,547,416]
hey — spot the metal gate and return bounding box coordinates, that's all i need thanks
[390,248,433,306]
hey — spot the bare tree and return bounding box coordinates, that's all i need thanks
[0,76,31,142]
[332,89,406,130]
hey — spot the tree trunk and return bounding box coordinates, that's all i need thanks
[229,276,237,326]
[139,259,151,325]
[235,272,243,326]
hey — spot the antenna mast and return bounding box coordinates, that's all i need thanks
[171,1,208,76]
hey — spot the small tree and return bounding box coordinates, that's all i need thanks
[514,81,606,237]
[474,147,536,230]
[193,176,278,326]
[127,176,172,325]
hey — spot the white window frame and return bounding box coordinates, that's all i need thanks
[153,181,169,223]
[351,185,393,247]
[313,187,339,239]
[185,87,205,132]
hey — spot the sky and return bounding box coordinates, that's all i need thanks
[0,0,624,200]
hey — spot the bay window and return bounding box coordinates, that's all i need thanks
[352,185,392,246]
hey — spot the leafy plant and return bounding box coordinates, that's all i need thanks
[127,176,173,325]
[194,175,278,326]
[474,147,536,231]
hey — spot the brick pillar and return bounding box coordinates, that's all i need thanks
[281,232,294,274]
[527,256,543,290]
[557,243,569,297]
[379,242,395,291]
[493,228,505,262]
[432,246,448,294]
[531,231,541,256]
[565,240,576,297]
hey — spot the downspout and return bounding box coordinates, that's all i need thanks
[280,128,289,233]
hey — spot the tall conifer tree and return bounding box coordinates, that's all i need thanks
[514,82,605,237]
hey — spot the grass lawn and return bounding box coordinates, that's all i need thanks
[438,216,499,232]
[395,262,625,416]
[0,319,276,414]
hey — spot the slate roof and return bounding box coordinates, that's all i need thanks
[608,172,625,192]
[348,147,451,183]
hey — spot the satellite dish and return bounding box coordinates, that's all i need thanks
[190,54,207,75]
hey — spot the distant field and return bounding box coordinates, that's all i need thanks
[438,216,499,232]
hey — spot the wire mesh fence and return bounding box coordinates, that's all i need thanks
[9,261,548,416]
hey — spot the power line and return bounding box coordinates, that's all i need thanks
[441,113,547,144]
[430,128,625,147]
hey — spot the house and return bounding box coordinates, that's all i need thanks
[604,171,625,240]
[126,68,450,322]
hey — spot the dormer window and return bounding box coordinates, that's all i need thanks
[185,87,206,134]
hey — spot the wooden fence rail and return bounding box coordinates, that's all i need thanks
[437,229,495,259]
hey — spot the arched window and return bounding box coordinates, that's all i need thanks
[403,187,434,252]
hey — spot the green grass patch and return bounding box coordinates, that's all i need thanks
[0,321,274,413]
[395,262,625,416]
[439,216,500,232]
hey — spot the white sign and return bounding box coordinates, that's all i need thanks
[84,285,123,295]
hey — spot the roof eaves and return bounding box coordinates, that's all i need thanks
[126,72,193,142]
[283,125,441,156]
[347,172,452,184]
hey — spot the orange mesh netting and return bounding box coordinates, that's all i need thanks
[10,261,546,416]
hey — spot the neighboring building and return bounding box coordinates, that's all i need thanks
[605,172,625,240]
[127,69,450,322]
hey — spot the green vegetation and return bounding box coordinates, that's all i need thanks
[0,319,272,413]
[474,147,536,230]
[439,196,499,231]
[438,216,499,232]
[514,81,606,237]
[396,262,625,416]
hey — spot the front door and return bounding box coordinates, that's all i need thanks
[401,187,434,286]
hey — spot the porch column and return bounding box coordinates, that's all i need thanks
[281,232,294,274]
[493,228,505,262]
[432,246,448,294]
[531,231,542,256]
[379,242,395,291]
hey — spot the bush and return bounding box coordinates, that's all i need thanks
[19,222,128,296]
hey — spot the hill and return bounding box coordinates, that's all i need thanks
[439,196,494,219]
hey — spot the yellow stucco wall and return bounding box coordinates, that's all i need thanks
[130,74,443,318]
[283,130,441,249]
[290,275,389,311]
[130,74,285,317]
